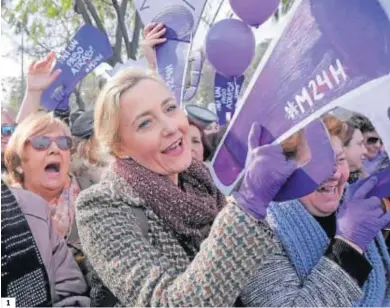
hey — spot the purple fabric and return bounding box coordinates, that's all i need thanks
[211,0,390,195]
[363,152,387,175]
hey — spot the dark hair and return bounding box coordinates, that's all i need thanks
[340,120,360,147]
[349,114,375,133]
[202,126,228,161]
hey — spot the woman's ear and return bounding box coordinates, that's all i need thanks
[112,142,130,159]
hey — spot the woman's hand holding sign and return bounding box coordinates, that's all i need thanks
[17,51,62,123]
[234,122,297,220]
[141,23,167,71]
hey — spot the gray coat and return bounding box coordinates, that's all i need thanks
[11,187,90,307]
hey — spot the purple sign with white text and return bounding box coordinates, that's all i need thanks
[214,74,245,125]
[41,24,112,110]
[210,0,390,196]
[135,0,207,104]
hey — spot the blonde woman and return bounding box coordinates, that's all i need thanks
[74,68,299,306]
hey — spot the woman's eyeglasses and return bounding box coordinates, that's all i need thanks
[1,125,16,136]
[366,137,383,145]
[28,136,73,151]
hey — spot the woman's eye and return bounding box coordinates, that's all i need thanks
[192,139,200,144]
[166,104,177,112]
[138,119,151,129]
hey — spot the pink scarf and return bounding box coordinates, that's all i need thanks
[47,175,80,238]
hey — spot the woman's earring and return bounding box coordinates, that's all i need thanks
[16,166,23,174]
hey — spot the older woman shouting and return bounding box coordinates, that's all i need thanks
[4,112,81,247]
[75,68,299,307]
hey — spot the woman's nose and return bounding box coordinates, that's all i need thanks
[161,119,179,136]
[48,140,60,154]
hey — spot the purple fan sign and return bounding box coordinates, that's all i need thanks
[41,24,113,110]
[210,0,390,197]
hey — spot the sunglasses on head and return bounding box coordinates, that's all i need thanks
[1,125,16,136]
[366,137,383,145]
[28,136,73,151]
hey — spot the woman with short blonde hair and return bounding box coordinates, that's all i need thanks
[5,111,71,185]
[75,66,301,306]
[94,68,165,157]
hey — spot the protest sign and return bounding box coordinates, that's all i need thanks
[214,74,245,125]
[135,0,207,104]
[210,0,390,196]
[41,24,113,110]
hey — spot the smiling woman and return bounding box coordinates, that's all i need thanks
[75,67,296,307]
[4,112,82,245]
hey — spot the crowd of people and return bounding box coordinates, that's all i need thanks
[1,23,390,307]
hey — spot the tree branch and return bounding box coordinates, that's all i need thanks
[129,11,141,59]
[74,0,93,25]
[112,0,131,58]
[83,0,108,37]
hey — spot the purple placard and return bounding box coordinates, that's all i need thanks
[135,0,207,105]
[210,0,390,196]
[156,40,190,103]
[41,24,113,110]
[214,74,245,126]
[135,0,207,43]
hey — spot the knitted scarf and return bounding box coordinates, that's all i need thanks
[113,158,226,249]
[268,200,390,307]
[1,182,52,307]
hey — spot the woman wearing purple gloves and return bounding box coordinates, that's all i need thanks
[74,68,299,306]
[240,116,390,307]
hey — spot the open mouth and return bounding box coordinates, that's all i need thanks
[315,186,337,194]
[44,162,61,173]
[162,138,183,155]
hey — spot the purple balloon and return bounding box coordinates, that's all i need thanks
[229,0,280,26]
[206,19,255,78]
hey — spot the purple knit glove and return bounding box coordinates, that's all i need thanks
[336,177,390,252]
[234,123,297,220]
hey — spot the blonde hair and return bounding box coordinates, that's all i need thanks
[4,111,71,185]
[73,135,106,166]
[95,68,166,156]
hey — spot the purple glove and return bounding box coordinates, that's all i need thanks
[233,123,297,220]
[336,177,390,252]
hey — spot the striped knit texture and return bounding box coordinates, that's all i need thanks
[75,170,278,307]
[268,200,390,307]
[1,183,52,307]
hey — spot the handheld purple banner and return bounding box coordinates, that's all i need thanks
[156,40,191,104]
[214,74,245,125]
[210,0,390,196]
[135,0,207,105]
[41,24,113,110]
